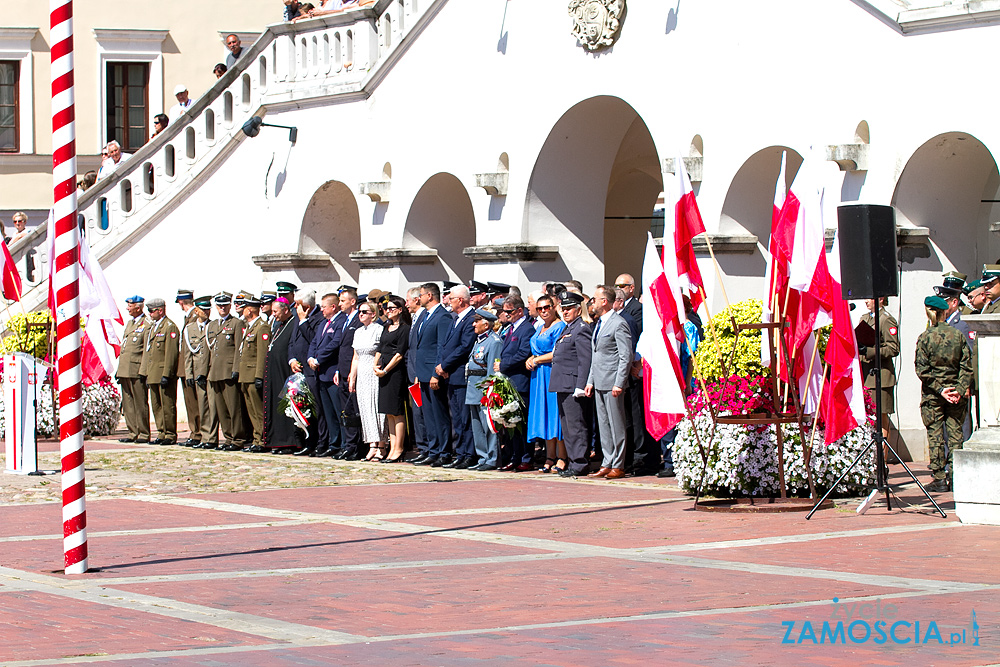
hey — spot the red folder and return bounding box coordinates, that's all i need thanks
[408,381,422,407]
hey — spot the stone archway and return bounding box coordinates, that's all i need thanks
[401,172,476,283]
[524,95,662,289]
[298,179,361,284]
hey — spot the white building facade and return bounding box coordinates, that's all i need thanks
[8,0,1000,459]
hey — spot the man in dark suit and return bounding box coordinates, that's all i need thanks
[586,285,633,479]
[437,284,478,469]
[332,287,363,460]
[405,287,427,459]
[412,283,455,467]
[307,293,345,456]
[496,294,534,471]
[615,273,658,476]
[288,289,327,454]
[550,292,594,477]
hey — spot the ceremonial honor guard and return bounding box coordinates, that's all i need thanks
[184,296,218,447]
[139,297,180,445]
[237,295,270,451]
[206,291,246,450]
[116,295,151,443]
[175,289,201,446]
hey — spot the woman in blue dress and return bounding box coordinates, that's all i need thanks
[526,294,567,472]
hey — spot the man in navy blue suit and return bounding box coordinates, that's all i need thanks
[436,284,478,469]
[411,282,455,467]
[331,287,362,460]
[496,294,534,471]
[287,289,328,454]
[306,293,345,457]
[405,287,427,458]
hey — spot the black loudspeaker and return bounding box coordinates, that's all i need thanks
[836,204,898,299]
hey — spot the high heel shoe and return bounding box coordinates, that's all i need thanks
[372,446,386,462]
[363,446,379,461]
[382,454,404,463]
[539,458,556,473]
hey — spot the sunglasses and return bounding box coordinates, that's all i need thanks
[614,283,632,288]
[384,305,400,311]
[502,309,516,314]
[537,304,553,312]
[358,309,373,314]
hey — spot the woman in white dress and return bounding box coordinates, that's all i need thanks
[349,304,387,460]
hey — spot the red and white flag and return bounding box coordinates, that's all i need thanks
[0,238,22,301]
[821,228,866,443]
[672,152,706,313]
[762,152,790,367]
[47,210,122,384]
[636,232,687,439]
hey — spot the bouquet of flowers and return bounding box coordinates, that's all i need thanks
[476,372,524,435]
[278,372,318,434]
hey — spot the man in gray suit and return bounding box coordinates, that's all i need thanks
[585,285,633,479]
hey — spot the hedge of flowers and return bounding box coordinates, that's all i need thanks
[675,299,876,498]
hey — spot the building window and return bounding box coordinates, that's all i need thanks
[0,60,19,153]
[106,62,149,151]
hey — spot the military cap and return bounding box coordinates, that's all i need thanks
[213,291,233,304]
[358,293,369,302]
[275,281,298,294]
[941,271,966,291]
[983,265,1000,284]
[124,295,145,304]
[932,285,962,299]
[486,281,510,296]
[175,289,194,302]
[924,295,948,310]
[964,279,982,294]
[559,291,585,308]
[260,290,277,304]
[146,297,166,310]
[234,290,254,306]
[473,307,498,322]
[336,284,357,294]
[243,295,262,307]
[442,280,458,295]
[468,280,488,296]
[194,295,213,308]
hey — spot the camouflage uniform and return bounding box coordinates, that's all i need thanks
[915,322,973,481]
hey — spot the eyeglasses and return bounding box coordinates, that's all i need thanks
[537,304,553,312]
[615,283,632,288]
[384,305,400,311]
[358,309,372,315]
[502,309,516,314]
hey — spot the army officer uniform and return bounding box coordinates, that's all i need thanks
[139,308,180,444]
[207,307,246,448]
[116,304,151,443]
[238,313,270,449]
[184,302,219,446]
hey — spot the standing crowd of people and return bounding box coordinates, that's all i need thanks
[115,276,698,480]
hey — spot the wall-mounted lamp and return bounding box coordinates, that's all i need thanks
[241,116,298,145]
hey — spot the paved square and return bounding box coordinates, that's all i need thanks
[2,444,996,666]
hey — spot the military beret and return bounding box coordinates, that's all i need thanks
[175,289,194,302]
[124,295,144,304]
[964,279,982,294]
[194,295,213,308]
[474,307,498,322]
[214,291,233,305]
[275,281,298,294]
[260,290,277,304]
[983,265,1000,283]
[559,291,585,308]
[146,297,166,310]
[924,295,948,310]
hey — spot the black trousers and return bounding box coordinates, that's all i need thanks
[558,392,592,473]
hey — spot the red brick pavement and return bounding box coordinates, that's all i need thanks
[1,477,994,666]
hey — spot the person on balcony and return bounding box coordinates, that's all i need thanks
[151,114,169,138]
[97,141,131,179]
[168,85,192,122]
[225,34,244,69]
[213,63,228,79]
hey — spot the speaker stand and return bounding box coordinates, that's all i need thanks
[806,303,945,520]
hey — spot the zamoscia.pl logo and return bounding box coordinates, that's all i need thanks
[781,598,980,646]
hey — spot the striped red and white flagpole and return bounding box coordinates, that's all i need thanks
[50,0,88,575]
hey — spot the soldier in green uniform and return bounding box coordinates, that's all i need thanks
[205,291,246,450]
[175,289,201,446]
[116,295,150,443]
[859,297,899,453]
[139,297,180,445]
[184,296,218,448]
[965,279,987,315]
[981,265,1000,314]
[237,295,270,451]
[916,295,974,492]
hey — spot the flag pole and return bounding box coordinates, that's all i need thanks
[701,234,731,311]
[50,0,88,575]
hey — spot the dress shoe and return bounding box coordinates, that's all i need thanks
[559,467,584,478]
[272,447,295,454]
[499,462,518,472]
[221,443,242,452]
[150,438,164,445]
[182,439,199,446]
[118,437,135,443]
[293,447,313,456]
[657,467,676,478]
[472,463,498,471]
[926,478,950,493]
[409,454,430,465]
[455,457,475,469]
[193,441,212,449]
[515,462,534,472]
[245,445,267,453]
[431,456,450,468]
[413,456,436,466]
[442,457,464,469]
[336,449,356,460]
[588,467,611,478]
[606,468,626,479]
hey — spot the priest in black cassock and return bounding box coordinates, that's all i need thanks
[264,297,300,451]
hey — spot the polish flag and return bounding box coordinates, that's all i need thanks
[672,152,706,313]
[762,152,789,367]
[821,228,866,443]
[636,232,687,439]
[0,238,22,301]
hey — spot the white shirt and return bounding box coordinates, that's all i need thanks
[97,153,131,180]
[168,99,193,121]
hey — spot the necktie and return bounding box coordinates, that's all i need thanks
[593,317,602,348]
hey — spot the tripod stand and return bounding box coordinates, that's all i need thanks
[806,303,946,520]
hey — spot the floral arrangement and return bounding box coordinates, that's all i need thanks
[279,372,317,434]
[476,373,524,435]
[2,311,53,359]
[16,378,122,437]
[693,299,766,382]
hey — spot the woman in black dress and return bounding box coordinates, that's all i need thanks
[373,295,411,463]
